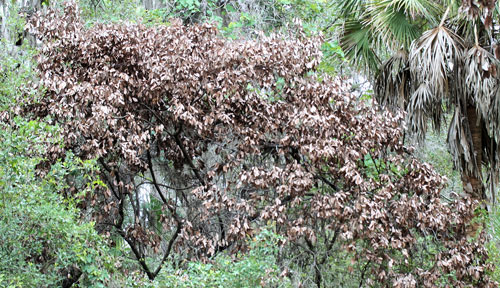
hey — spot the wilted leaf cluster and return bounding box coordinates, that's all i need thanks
[25,3,496,286]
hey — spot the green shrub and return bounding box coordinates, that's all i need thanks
[0,20,111,286]
[487,205,500,282]
[115,227,291,288]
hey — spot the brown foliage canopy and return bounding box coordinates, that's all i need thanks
[26,3,496,286]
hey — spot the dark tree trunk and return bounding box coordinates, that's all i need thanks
[463,105,485,200]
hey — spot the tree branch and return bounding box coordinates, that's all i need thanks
[153,220,182,277]
[147,149,169,204]
[172,131,206,186]
[117,228,155,280]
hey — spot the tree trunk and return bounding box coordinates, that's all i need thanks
[1,0,10,42]
[463,105,485,200]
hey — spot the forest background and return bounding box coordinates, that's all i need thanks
[1,0,500,287]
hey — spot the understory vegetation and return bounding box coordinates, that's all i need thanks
[1,0,500,287]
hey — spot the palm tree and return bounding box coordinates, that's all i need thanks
[336,0,500,203]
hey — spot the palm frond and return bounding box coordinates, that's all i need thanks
[335,0,367,17]
[486,88,500,202]
[447,108,476,175]
[365,4,422,50]
[388,0,441,22]
[374,49,410,110]
[464,45,499,132]
[463,45,500,193]
[339,19,381,71]
[491,84,500,143]
[406,82,442,141]
[409,25,465,104]
[407,23,465,144]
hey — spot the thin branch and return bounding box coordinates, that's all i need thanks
[98,164,119,199]
[358,260,371,288]
[152,220,182,277]
[117,228,155,280]
[319,227,340,265]
[172,129,206,186]
[115,171,126,228]
[136,180,195,191]
[288,145,339,191]
[147,149,169,204]
[146,148,184,278]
